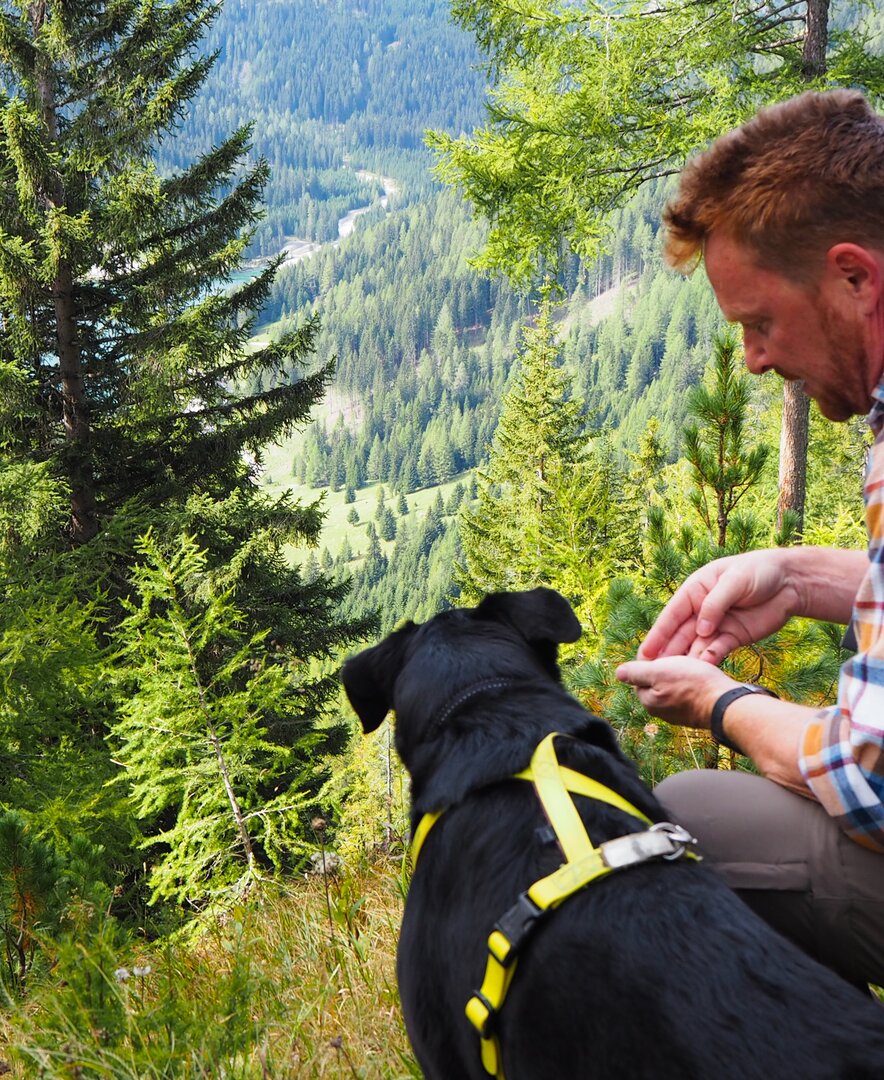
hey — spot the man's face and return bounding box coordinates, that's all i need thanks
[703,231,872,421]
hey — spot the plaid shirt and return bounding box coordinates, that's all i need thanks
[800,382,884,851]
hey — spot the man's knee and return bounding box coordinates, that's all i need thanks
[654,768,884,987]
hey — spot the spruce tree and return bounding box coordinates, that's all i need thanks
[457,295,592,603]
[458,296,641,629]
[0,1,326,541]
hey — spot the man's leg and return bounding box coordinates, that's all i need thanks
[655,769,884,988]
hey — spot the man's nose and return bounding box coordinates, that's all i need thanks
[742,333,771,375]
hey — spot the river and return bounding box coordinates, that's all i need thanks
[229,170,398,287]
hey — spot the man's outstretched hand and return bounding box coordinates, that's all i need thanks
[637,550,803,665]
[615,655,736,729]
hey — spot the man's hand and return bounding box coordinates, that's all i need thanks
[615,655,736,729]
[617,653,816,795]
[637,550,804,665]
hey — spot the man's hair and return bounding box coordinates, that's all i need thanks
[663,90,884,280]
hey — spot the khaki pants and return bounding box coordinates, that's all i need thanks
[655,769,884,989]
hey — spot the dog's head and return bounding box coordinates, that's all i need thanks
[341,587,581,739]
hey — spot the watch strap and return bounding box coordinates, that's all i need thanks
[710,684,778,755]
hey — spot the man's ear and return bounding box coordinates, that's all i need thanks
[341,623,417,733]
[826,243,884,314]
[474,588,582,646]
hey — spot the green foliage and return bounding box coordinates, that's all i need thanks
[111,533,316,906]
[0,556,136,879]
[320,721,410,865]
[0,812,65,996]
[6,906,279,1078]
[431,0,884,284]
[570,335,854,781]
[457,293,639,629]
[0,1,374,936]
[2,873,416,1079]
[683,332,770,547]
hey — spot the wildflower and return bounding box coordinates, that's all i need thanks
[114,967,130,982]
[643,723,659,739]
[133,964,152,977]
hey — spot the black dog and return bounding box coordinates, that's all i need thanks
[342,588,884,1079]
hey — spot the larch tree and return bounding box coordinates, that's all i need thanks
[430,0,884,535]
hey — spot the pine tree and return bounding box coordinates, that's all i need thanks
[683,332,769,548]
[0,811,65,994]
[574,334,842,778]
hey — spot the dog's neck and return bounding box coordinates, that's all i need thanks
[405,681,629,822]
[429,677,535,732]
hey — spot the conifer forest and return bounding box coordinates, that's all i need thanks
[0,0,883,1075]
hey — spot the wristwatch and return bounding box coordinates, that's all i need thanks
[710,683,779,755]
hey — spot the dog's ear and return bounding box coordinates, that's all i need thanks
[474,588,582,645]
[341,623,418,733]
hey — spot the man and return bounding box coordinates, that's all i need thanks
[616,88,884,990]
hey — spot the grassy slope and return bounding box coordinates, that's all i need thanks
[259,427,468,567]
[1,867,418,1078]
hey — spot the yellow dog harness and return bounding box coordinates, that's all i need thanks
[410,731,698,1080]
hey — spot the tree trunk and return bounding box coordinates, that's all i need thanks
[54,262,100,544]
[33,2,99,545]
[802,0,829,81]
[775,1,828,539]
[776,379,810,536]
[206,719,258,879]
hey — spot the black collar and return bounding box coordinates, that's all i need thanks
[431,677,529,731]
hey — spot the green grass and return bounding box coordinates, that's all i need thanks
[258,433,469,565]
[0,865,419,1079]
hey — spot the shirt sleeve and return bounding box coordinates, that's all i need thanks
[798,423,884,851]
[800,686,884,853]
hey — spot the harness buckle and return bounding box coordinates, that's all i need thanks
[649,821,698,860]
[491,892,545,966]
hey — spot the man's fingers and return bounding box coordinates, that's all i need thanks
[616,660,652,688]
[640,605,700,659]
[695,573,750,641]
[638,620,697,660]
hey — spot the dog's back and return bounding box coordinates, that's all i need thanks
[401,741,884,1079]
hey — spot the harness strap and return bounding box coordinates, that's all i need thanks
[408,732,697,1080]
[410,810,441,866]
